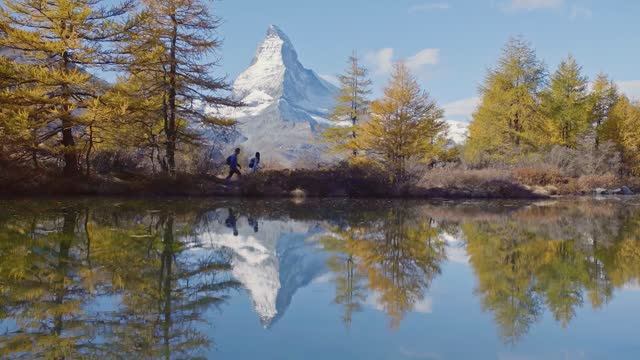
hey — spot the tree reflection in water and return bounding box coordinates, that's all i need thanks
[322,206,447,328]
[0,198,639,356]
[0,207,97,359]
[321,200,640,342]
[0,202,239,359]
[460,200,640,343]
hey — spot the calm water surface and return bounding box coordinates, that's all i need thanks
[1,198,640,359]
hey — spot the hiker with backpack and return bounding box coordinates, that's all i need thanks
[225,148,242,180]
[249,152,261,173]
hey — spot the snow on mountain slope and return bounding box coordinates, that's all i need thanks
[194,209,328,326]
[211,25,468,164]
[446,120,469,144]
[219,25,339,167]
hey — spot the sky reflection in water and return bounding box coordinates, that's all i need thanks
[1,198,640,359]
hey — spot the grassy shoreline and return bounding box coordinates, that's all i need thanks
[2,167,638,200]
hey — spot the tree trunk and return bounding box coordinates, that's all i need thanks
[352,116,358,157]
[85,124,94,178]
[161,214,174,360]
[62,121,79,177]
[32,149,39,169]
[54,209,77,338]
[61,50,79,177]
[31,128,39,169]
[165,12,179,176]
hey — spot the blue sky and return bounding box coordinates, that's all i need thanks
[214,0,640,122]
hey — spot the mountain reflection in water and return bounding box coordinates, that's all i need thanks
[1,198,639,359]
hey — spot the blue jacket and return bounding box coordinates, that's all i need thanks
[228,154,239,169]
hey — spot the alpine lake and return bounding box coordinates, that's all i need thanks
[1,197,640,359]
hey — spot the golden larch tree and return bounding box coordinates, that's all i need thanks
[357,63,447,184]
[0,0,136,176]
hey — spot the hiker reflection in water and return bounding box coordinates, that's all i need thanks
[247,217,259,233]
[225,208,239,236]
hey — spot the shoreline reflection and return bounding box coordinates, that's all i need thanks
[0,198,639,357]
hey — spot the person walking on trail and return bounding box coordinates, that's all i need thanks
[226,148,242,180]
[249,152,261,173]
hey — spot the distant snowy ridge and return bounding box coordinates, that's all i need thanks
[445,120,469,144]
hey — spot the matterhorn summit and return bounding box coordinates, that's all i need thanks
[222,25,339,167]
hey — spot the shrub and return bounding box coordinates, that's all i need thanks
[623,176,640,192]
[545,137,621,177]
[420,168,512,189]
[92,150,146,175]
[186,148,226,176]
[576,174,618,192]
[238,161,392,198]
[512,166,566,186]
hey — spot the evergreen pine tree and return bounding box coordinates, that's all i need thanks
[325,52,372,157]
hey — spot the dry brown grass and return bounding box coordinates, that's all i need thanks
[623,176,640,192]
[553,174,620,194]
[420,168,512,189]
[420,167,639,197]
[512,166,567,186]
[576,174,618,190]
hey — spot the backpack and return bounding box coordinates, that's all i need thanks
[226,156,233,166]
[249,158,255,169]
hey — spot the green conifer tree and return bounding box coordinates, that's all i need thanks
[602,97,640,175]
[464,37,547,166]
[542,55,591,148]
[589,73,619,148]
[325,52,372,157]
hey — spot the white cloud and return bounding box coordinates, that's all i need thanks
[365,293,385,312]
[570,5,592,20]
[365,48,394,76]
[441,232,470,263]
[618,80,640,101]
[366,292,433,314]
[503,0,594,20]
[413,297,433,314]
[623,280,640,291]
[406,49,441,72]
[311,272,333,284]
[506,0,564,11]
[443,96,480,118]
[408,2,451,14]
[365,48,440,77]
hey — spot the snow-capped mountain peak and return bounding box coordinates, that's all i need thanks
[266,24,291,41]
[222,25,339,167]
[234,25,336,110]
[233,25,299,102]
